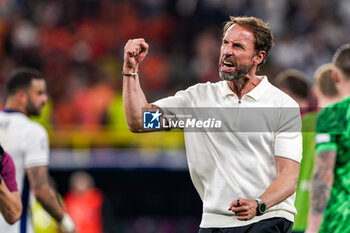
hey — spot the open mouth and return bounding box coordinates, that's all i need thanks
[222,61,235,68]
[220,60,236,72]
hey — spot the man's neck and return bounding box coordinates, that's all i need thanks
[228,75,261,99]
[4,101,27,116]
[339,84,350,100]
[318,96,343,108]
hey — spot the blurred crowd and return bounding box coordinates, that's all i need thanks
[1,1,349,232]
[0,0,349,133]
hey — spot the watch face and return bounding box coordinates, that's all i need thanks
[259,203,266,213]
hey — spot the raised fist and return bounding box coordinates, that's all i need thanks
[123,38,149,72]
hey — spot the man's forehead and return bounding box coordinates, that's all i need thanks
[30,79,47,90]
[224,24,254,40]
[31,78,46,85]
[226,23,236,33]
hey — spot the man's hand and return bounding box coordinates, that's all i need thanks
[228,198,258,221]
[123,38,149,73]
[59,213,77,233]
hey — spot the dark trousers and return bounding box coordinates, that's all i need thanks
[199,217,293,233]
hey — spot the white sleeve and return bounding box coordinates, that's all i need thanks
[152,88,192,115]
[22,123,50,168]
[152,89,191,108]
[274,102,303,163]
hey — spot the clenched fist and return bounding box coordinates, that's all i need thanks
[123,38,149,73]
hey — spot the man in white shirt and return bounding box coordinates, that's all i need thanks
[122,16,302,233]
[0,68,76,233]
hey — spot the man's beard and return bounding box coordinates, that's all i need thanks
[26,98,41,116]
[219,62,254,81]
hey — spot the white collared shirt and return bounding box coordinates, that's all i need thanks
[0,111,49,233]
[153,76,302,228]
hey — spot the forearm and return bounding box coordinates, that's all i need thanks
[27,166,64,222]
[260,157,299,209]
[123,74,152,132]
[260,169,298,209]
[35,187,76,233]
[34,184,64,221]
[229,157,300,221]
[306,172,332,233]
[306,151,335,233]
[0,182,22,224]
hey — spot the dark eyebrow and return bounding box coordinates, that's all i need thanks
[37,90,47,94]
[233,42,245,50]
[221,39,246,50]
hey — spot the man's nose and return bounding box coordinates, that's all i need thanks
[222,45,233,56]
[43,94,49,103]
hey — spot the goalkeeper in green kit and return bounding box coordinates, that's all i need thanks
[306,44,350,233]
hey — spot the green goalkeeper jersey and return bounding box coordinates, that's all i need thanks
[316,96,350,233]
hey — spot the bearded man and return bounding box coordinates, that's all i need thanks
[0,68,76,233]
[122,16,302,233]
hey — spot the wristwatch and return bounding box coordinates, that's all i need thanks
[255,198,266,216]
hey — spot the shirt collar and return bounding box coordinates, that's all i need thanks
[3,109,21,113]
[222,75,271,101]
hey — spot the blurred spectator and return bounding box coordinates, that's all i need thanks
[140,52,170,95]
[189,27,220,83]
[71,67,114,129]
[312,63,342,108]
[274,64,343,233]
[274,69,315,233]
[305,44,350,233]
[65,171,103,233]
[274,69,311,112]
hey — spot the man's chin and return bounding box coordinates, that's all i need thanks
[28,112,40,116]
[27,109,41,116]
[219,71,239,81]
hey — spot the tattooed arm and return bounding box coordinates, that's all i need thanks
[305,150,336,233]
[26,166,64,220]
[26,166,76,233]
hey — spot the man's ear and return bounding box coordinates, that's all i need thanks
[16,90,27,104]
[254,50,266,66]
[312,86,319,100]
[332,70,340,84]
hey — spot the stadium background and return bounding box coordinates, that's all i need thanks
[0,0,349,232]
